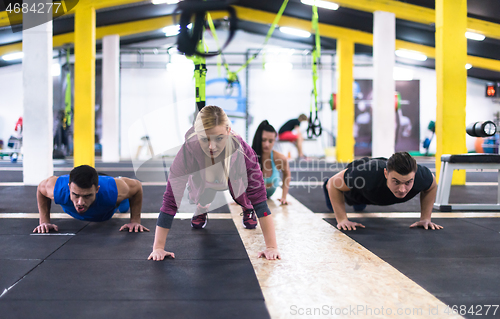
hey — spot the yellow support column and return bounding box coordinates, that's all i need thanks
[74,1,96,167]
[336,38,355,163]
[435,0,467,184]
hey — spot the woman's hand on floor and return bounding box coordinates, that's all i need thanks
[278,197,288,205]
[258,248,281,260]
[148,249,175,261]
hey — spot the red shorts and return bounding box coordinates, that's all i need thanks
[279,131,298,142]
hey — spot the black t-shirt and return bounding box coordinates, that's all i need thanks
[279,119,300,134]
[342,157,433,206]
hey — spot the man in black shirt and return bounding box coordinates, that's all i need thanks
[324,152,442,231]
[278,114,308,159]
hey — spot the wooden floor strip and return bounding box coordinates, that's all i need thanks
[225,189,464,319]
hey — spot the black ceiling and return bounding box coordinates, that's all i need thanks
[1,0,500,81]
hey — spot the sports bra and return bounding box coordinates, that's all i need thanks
[263,151,281,188]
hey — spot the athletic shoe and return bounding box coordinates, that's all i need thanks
[191,213,208,229]
[242,209,257,229]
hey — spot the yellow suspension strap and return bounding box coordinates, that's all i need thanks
[307,4,322,139]
[206,13,223,77]
[191,42,207,111]
[206,12,238,94]
[236,0,289,72]
[63,49,72,130]
[178,0,227,112]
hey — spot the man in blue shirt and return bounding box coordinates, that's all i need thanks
[33,165,149,233]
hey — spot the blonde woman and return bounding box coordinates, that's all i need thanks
[148,106,280,261]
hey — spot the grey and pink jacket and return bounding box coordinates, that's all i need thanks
[157,127,271,229]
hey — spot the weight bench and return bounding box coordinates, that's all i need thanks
[434,153,500,211]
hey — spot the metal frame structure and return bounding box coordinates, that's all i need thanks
[434,154,500,211]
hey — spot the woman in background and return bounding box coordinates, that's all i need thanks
[252,120,291,205]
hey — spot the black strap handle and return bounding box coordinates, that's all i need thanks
[307,112,322,139]
[175,0,238,57]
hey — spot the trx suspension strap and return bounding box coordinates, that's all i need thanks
[175,0,236,111]
[206,12,238,95]
[64,49,72,130]
[307,4,322,139]
[192,46,207,111]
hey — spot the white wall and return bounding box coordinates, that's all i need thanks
[245,54,335,155]
[0,64,23,149]
[119,31,338,160]
[118,51,337,160]
[120,61,195,161]
[0,58,69,152]
[352,62,500,154]
[1,30,499,159]
[88,48,500,160]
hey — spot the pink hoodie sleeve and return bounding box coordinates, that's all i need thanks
[159,143,192,217]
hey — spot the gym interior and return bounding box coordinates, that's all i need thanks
[1,1,500,318]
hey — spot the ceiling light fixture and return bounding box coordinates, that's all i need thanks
[465,32,485,41]
[162,23,191,37]
[395,49,427,61]
[1,52,24,61]
[162,25,180,37]
[300,0,339,10]
[279,27,311,38]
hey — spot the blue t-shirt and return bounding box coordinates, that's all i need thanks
[54,175,119,222]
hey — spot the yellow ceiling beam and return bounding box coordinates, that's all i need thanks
[0,11,228,54]
[3,0,500,40]
[0,11,11,27]
[235,6,500,73]
[395,39,435,58]
[51,15,178,48]
[234,6,373,46]
[96,15,174,39]
[328,0,435,25]
[466,18,500,41]
[0,0,149,28]
[0,42,21,57]
[467,55,500,73]
[237,6,433,55]
[329,0,500,40]
[91,0,149,11]
[1,5,500,73]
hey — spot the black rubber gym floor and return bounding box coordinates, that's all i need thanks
[2,158,499,319]
[324,217,500,319]
[0,218,270,319]
[0,162,261,318]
